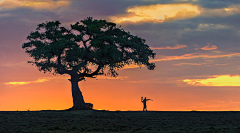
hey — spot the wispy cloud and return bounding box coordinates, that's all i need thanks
[5,82,31,85]
[95,76,128,80]
[201,45,218,50]
[0,61,31,67]
[197,24,229,31]
[4,74,129,86]
[150,44,187,50]
[215,64,228,66]
[34,79,49,83]
[127,80,145,83]
[0,0,70,10]
[173,63,207,66]
[5,77,51,86]
[151,52,240,62]
[183,75,240,86]
[173,62,228,67]
[185,24,229,32]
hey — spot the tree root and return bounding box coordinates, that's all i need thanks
[65,106,92,111]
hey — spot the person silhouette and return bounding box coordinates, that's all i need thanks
[141,97,153,111]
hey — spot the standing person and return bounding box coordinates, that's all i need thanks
[141,97,153,111]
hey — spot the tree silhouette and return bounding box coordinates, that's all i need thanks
[22,17,156,110]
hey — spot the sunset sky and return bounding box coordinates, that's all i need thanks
[2,0,240,111]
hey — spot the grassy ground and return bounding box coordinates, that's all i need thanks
[0,110,240,133]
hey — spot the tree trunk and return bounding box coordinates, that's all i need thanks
[68,76,90,110]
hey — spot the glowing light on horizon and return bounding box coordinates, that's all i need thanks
[183,75,240,86]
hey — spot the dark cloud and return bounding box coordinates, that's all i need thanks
[0,8,61,23]
[1,0,240,79]
[175,15,240,52]
[64,0,162,22]
[152,57,240,78]
[196,0,240,9]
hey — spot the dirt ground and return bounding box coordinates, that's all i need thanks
[1,110,240,133]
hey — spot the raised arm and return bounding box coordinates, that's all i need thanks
[146,99,153,101]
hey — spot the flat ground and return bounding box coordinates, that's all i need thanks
[0,110,240,133]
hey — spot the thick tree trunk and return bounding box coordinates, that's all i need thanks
[68,76,90,110]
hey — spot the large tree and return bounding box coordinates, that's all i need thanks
[22,17,156,110]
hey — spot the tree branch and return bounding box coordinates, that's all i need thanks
[80,65,102,77]
[57,55,71,75]
[82,36,92,52]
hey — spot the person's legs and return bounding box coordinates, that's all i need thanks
[143,107,146,111]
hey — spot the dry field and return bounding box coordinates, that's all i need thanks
[0,110,240,133]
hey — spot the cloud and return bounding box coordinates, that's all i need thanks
[151,52,240,62]
[110,3,240,23]
[0,61,33,67]
[150,44,187,50]
[4,74,128,86]
[5,82,31,85]
[0,0,70,10]
[196,0,240,9]
[200,5,240,17]
[183,75,240,86]
[184,24,229,32]
[197,24,229,31]
[110,4,200,23]
[4,78,51,86]
[173,62,228,66]
[122,65,140,69]
[214,64,228,66]
[201,45,218,50]
[96,76,128,80]
[127,80,145,83]
[173,63,207,66]
[34,79,49,83]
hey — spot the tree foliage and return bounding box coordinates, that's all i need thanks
[22,17,156,80]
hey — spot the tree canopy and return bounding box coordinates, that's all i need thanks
[22,17,156,80]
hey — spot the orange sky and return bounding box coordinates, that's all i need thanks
[2,0,240,111]
[2,60,240,111]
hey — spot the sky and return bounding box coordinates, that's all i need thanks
[1,0,240,111]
